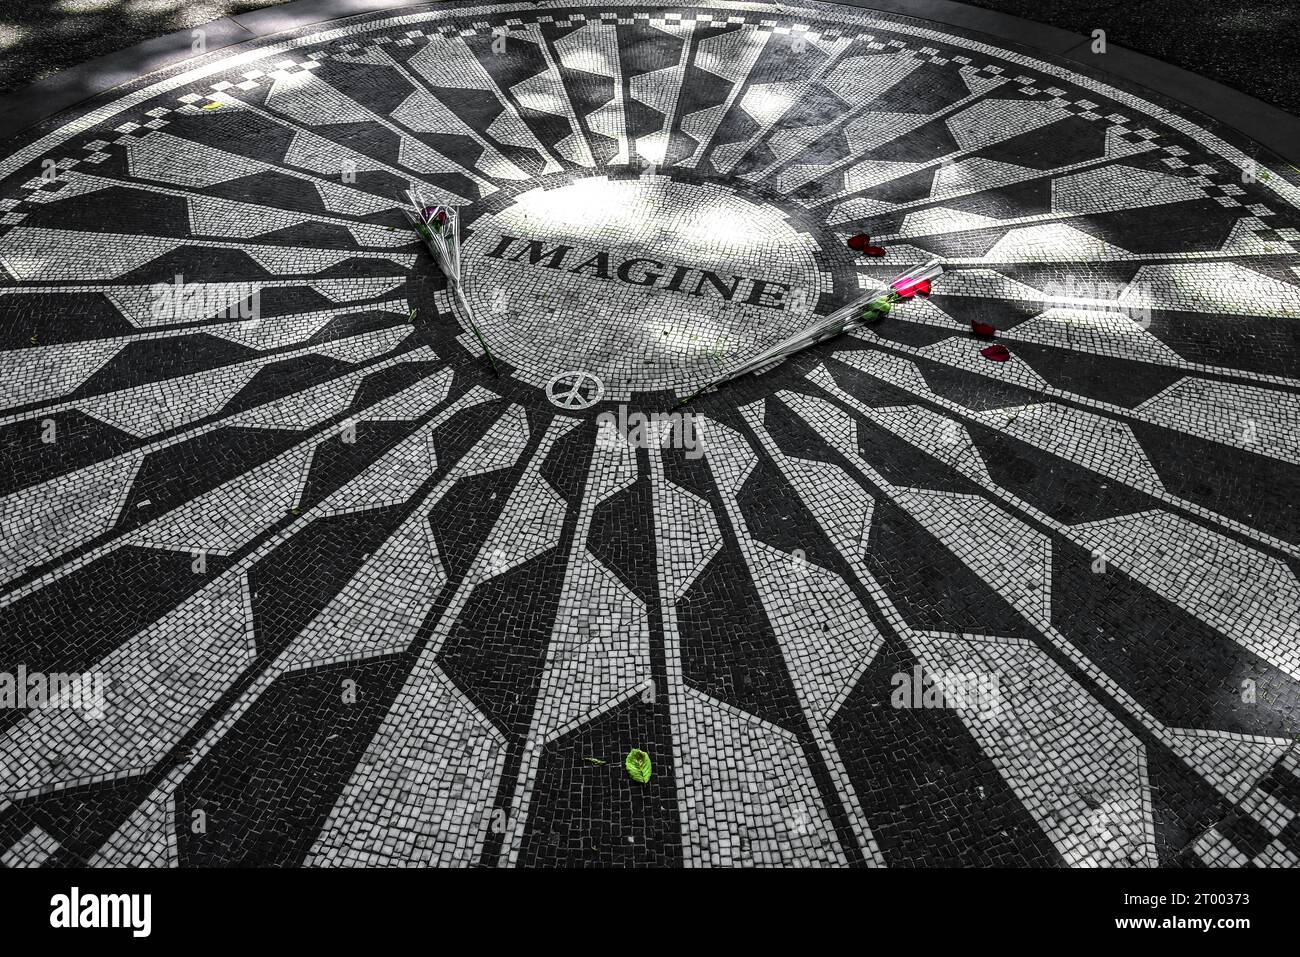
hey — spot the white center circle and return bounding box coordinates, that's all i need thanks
[461,175,827,402]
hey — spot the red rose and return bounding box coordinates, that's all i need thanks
[892,278,932,299]
[980,344,1011,362]
[971,321,997,337]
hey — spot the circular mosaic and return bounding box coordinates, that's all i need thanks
[0,0,1298,869]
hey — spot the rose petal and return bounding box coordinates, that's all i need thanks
[980,344,1011,362]
[971,321,997,338]
[865,245,887,257]
[847,233,871,251]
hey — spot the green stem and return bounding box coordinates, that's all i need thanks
[452,284,500,377]
[673,380,717,410]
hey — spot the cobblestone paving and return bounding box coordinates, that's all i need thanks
[0,0,1298,868]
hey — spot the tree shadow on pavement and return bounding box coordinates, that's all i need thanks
[0,0,292,96]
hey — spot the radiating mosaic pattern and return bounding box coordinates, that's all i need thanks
[0,0,1298,868]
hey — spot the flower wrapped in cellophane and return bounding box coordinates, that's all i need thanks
[403,185,498,374]
[675,257,945,407]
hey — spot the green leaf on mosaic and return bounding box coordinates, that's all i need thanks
[625,748,652,784]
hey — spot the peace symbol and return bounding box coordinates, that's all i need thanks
[545,370,605,410]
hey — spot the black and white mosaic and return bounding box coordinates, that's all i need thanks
[0,0,1298,868]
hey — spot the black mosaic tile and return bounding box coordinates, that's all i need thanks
[175,656,412,866]
[678,548,806,730]
[831,632,1065,867]
[517,695,683,866]
[1051,537,1300,737]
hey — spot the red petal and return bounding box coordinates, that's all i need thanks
[865,245,887,257]
[980,344,1011,362]
[847,233,870,251]
[971,321,997,337]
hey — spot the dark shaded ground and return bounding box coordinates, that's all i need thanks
[0,0,1296,113]
[963,0,1300,114]
[0,0,293,95]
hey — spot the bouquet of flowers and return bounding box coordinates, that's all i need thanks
[403,185,498,375]
[674,257,945,406]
